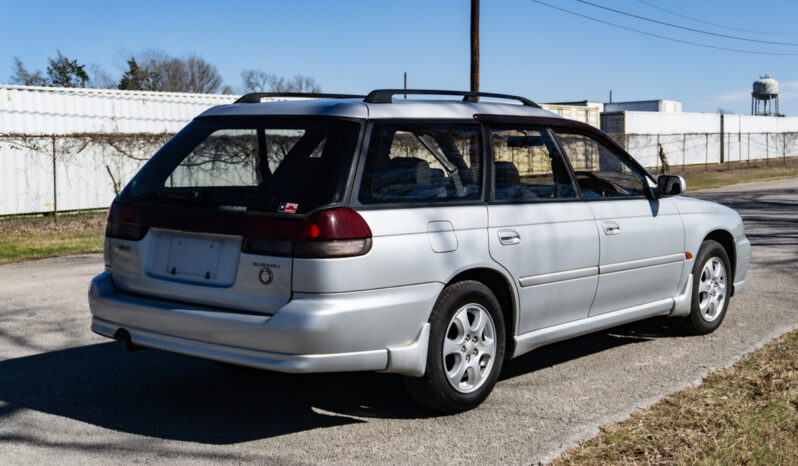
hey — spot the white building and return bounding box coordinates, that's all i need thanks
[604,99,682,114]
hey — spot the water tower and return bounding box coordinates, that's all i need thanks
[751,74,780,116]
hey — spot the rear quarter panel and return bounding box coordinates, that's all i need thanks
[291,205,510,294]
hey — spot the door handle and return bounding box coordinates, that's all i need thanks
[603,221,621,235]
[498,229,521,245]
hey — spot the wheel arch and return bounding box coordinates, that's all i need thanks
[703,229,736,284]
[446,267,518,358]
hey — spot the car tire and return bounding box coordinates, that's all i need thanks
[680,240,732,335]
[404,280,505,414]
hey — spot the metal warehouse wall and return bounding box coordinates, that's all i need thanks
[1,85,237,215]
[0,84,236,134]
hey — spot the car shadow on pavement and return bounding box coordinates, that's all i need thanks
[501,317,678,379]
[0,317,685,445]
[0,341,422,444]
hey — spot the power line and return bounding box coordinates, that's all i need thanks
[636,0,798,36]
[529,0,798,55]
[576,0,798,46]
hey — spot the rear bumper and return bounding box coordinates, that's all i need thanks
[89,272,440,374]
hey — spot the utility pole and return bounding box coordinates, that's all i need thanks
[471,0,479,98]
[403,72,407,99]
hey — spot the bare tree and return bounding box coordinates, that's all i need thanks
[185,55,222,93]
[9,57,46,86]
[288,74,321,93]
[241,69,279,92]
[240,69,321,93]
[119,50,223,93]
[88,64,116,89]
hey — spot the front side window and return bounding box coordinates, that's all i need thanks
[358,123,483,204]
[491,128,577,201]
[556,132,647,198]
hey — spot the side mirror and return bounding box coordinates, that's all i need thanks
[657,175,686,197]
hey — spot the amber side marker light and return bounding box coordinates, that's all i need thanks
[685,252,693,259]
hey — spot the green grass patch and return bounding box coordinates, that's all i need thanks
[553,329,798,465]
[0,210,105,263]
[670,157,798,191]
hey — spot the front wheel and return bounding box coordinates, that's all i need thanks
[404,280,505,413]
[680,240,732,334]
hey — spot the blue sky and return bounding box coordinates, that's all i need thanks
[2,0,798,115]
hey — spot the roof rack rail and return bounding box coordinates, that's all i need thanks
[234,92,366,104]
[363,89,540,108]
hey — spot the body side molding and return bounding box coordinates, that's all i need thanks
[519,266,598,287]
[600,252,685,275]
[512,298,675,358]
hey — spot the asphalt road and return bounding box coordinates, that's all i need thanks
[1,178,797,464]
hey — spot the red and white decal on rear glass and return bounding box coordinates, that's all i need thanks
[278,202,299,214]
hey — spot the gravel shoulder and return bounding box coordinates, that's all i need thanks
[0,178,796,464]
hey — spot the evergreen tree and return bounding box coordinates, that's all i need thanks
[46,51,89,88]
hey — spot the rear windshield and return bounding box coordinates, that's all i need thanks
[123,117,361,214]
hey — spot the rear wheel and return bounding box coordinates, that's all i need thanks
[681,240,732,334]
[404,280,505,413]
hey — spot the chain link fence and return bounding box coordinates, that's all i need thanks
[612,132,798,173]
[0,133,172,217]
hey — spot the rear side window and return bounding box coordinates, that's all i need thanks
[490,128,577,201]
[126,118,360,214]
[357,123,483,205]
[555,132,647,199]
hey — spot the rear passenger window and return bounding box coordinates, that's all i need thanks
[358,123,482,204]
[556,132,647,199]
[490,128,577,201]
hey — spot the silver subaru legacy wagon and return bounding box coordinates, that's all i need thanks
[89,89,751,412]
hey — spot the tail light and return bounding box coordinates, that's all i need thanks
[106,201,149,240]
[294,208,373,258]
[105,200,371,258]
[240,220,301,256]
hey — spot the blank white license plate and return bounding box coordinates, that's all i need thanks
[165,236,222,280]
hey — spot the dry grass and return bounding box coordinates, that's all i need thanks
[0,210,105,263]
[554,329,798,465]
[672,157,798,190]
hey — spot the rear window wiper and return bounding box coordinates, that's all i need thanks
[138,189,203,202]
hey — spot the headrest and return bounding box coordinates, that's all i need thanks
[390,157,431,185]
[494,161,520,187]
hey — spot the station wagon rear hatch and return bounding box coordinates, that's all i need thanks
[105,117,362,313]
